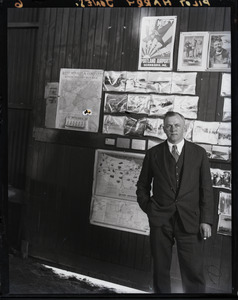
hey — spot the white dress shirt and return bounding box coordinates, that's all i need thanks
[167,139,185,155]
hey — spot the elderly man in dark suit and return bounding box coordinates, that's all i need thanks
[136,111,214,293]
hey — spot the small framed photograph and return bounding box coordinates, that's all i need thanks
[207,32,231,72]
[177,32,209,71]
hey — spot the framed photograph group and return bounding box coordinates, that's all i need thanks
[177,31,231,72]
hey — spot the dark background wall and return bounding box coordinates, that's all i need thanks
[8,7,232,293]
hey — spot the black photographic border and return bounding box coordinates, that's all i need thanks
[0,0,237,299]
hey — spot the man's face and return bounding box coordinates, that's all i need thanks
[163,115,185,144]
[214,40,222,51]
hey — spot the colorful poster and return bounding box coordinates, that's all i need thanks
[138,16,177,71]
[171,72,197,95]
[126,94,150,114]
[177,32,209,71]
[208,32,231,72]
[149,95,174,116]
[147,72,172,93]
[104,93,127,113]
[192,121,219,144]
[103,71,126,92]
[56,69,103,132]
[173,96,199,119]
[103,115,126,135]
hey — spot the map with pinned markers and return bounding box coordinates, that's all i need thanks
[90,150,150,235]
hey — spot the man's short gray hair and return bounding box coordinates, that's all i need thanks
[164,111,185,123]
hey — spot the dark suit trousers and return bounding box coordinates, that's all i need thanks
[150,212,205,293]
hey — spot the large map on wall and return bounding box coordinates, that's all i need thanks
[55,69,104,132]
[90,150,150,235]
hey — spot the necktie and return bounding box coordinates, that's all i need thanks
[172,145,179,162]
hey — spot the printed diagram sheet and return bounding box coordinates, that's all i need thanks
[90,197,150,235]
[55,69,103,132]
[90,150,149,235]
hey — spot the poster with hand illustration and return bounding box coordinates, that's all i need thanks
[138,16,177,70]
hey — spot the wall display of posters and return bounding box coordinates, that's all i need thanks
[138,16,177,71]
[149,95,174,116]
[147,72,172,93]
[173,96,199,119]
[103,115,126,135]
[208,32,231,72]
[90,150,150,235]
[56,69,103,132]
[184,119,194,141]
[218,122,231,146]
[124,117,147,137]
[126,94,150,114]
[198,144,213,159]
[144,118,167,140]
[103,71,126,92]
[177,32,209,71]
[104,93,127,113]
[125,72,148,93]
[221,73,231,96]
[44,82,59,128]
[210,168,231,190]
[171,72,197,95]
[192,121,220,144]
[222,98,231,121]
[211,145,231,161]
[217,192,232,236]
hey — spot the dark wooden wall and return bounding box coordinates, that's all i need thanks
[8,7,232,293]
[8,8,39,188]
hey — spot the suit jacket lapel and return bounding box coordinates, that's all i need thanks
[178,140,194,197]
[154,141,176,194]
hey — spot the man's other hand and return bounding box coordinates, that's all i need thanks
[200,223,212,240]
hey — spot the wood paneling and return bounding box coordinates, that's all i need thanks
[8,9,39,189]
